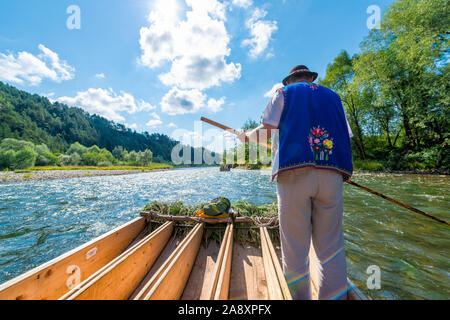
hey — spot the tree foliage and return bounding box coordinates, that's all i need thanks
[320,0,449,170]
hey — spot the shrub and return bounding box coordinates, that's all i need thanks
[353,159,384,171]
[14,147,37,169]
[69,152,81,165]
[42,152,59,166]
[58,154,72,166]
[137,149,153,166]
[66,142,89,155]
[35,154,49,166]
[125,150,138,162]
[81,152,102,166]
[35,144,51,155]
[0,150,15,169]
[112,146,126,161]
[87,145,101,154]
[0,138,34,151]
[97,161,112,167]
[153,155,165,163]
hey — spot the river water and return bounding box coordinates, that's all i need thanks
[0,167,448,299]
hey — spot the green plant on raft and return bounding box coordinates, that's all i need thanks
[143,201,280,247]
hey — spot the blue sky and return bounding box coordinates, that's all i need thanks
[0,0,395,151]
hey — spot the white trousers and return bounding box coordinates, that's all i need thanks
[277,167,348,300]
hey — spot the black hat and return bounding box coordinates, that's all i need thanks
[282,65,318,86]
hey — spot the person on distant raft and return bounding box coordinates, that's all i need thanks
[237,65,354,300]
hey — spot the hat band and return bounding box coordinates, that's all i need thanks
[289,69,312,76]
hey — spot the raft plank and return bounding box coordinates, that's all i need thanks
[61,221,174,300]
[214,224,233,300]
[133,223,203,300]
[181,241,220,300]
[262,227,292,300]
[260,228,284,300]
[0,217,146,300]
[203,224,231,300]
[129,235,181,299]
[229,244,268,300]
[143,223,204,300]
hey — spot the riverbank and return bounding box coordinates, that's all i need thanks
[230,164,449,175]
[0,166,173,183]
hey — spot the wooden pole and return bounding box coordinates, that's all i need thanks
[201,116,449,227]
[140,211,277,225]
[346,180,449,226]
[201,116,272,150]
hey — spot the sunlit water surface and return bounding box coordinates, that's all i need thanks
[0,167,448,299]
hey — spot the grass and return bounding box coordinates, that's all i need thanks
[22,173,32,179]
[143,200,279,247]
[353,159,384,171]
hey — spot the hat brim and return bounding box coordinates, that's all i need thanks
[282,71,318,86]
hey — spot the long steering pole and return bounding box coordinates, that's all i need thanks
[200,116,449,227]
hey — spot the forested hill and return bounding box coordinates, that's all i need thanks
[0,82,179,161]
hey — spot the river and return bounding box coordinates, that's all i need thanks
[0,167,448,299]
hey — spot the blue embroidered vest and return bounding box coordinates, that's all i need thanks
[272,81,353,181]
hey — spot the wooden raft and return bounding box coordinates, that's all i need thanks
[0,214,366,300]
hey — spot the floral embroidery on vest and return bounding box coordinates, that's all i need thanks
[308,126,334,161]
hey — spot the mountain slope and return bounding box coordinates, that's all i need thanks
[0,82,181,161]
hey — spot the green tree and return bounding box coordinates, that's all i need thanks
[14,147,37,169]
[137,149,153,166]
[58,155,72,166]
[66,142,88,155]
[354,0,449,152]
[0,138,34,151]
[319,51,368,159]
[112,146,125,161]
[0,150,15,170]
[242,119,259,131]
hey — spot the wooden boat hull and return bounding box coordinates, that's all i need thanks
[0,216,367,300]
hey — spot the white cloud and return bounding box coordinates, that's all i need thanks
[56,88,156,123]
[207,97,226,112]
[231,0,253,9]
[95,73,105,79]
[127,123,138,130]
[158,55,241,91]
[147,119,163,127]
[242,8,277,59]
[146,113,163,127]
[0,44,75,86]
[161,87,206,116]
[160,87,224,115]
[168,122,178,128]
[264,83,283,98]
[139,0,241,91]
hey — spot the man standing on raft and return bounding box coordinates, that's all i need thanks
[238,65,354,300]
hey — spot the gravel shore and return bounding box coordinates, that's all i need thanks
[0,169,170,183]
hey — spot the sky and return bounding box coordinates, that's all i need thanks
[0,0,395,152]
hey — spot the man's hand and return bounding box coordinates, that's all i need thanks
[237,130,248,143]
